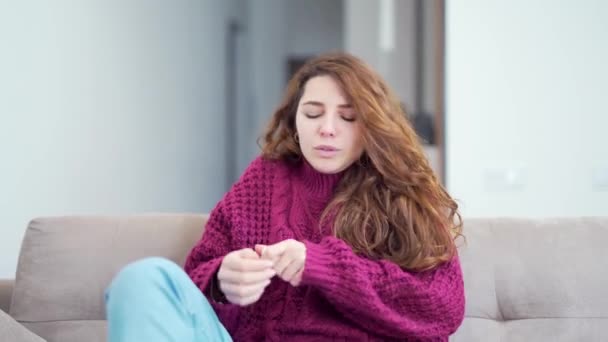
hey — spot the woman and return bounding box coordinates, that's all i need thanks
[105,52,465,341]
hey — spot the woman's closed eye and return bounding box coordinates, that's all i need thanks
[304,112,356,122]
[304,112,322,119]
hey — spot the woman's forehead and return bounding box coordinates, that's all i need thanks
[300,76,350,106]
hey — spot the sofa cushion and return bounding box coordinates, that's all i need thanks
[10,214,207,323]
[454,317,606,341]
[453,217,608,341]
[0,309,46,342]
[23,320,106,342]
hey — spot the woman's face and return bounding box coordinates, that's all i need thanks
[295,75,364,174]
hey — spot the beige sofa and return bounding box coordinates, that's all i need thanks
[1,215,607,341]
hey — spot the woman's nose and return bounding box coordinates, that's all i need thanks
[319,115,337,137]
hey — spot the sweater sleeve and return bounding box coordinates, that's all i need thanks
[183,197,233,297]
[301,236,465,340]
[184,156,268,297]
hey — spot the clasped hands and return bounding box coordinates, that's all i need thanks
[216,239,306,306]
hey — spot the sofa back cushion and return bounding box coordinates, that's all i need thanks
[452,217,608,341]
[10,214,207,323]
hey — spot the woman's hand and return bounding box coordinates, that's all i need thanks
[255,239,306,287]
[217,248,276,306]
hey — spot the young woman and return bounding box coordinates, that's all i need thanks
[106,52,465,341]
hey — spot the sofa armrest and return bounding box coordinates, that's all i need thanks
[0,279,14,313]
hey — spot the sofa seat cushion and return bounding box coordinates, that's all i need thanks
[452,217,608,341]
[453,317,606,341]
[0,309,46,342]
[22,320,106,342]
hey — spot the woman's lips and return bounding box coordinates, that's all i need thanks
[314,145,339,158]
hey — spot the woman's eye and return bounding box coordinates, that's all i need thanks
[304,113,322,119]
[342,116,356,122]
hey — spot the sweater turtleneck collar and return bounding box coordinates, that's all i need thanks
[294,158,344,200]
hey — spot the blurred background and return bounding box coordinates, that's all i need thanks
[0,0,606,278]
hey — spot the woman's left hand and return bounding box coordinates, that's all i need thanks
[255,239,306,287]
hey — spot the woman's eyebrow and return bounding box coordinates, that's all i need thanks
[301,101,324,107]
[301,101,352,109]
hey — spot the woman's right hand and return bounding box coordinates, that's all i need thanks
[217,248,276,306]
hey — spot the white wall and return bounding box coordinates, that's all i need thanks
[0,1,237,278]
[446,0,608,217]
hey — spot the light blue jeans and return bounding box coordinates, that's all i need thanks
[105,257,233,342]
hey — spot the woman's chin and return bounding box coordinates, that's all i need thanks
[307,158,348,175]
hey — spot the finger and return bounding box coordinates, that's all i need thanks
[254,244,267,257]
[238,248,263,260]
[227,257,274,272]
[263,241,289,260]
[221,279,271,298]
[281,261,302,282]
[289,268,304,287]
[273,255,293,277]
[227,291,264,307]
[219,267,275,284]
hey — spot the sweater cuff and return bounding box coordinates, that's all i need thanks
[301,240,340,292]
[189,256,224,296]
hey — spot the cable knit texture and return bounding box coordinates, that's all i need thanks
[184,156,465,341]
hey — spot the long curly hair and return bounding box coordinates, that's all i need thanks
[261,52,462,271]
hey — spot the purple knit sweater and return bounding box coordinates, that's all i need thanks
[184,156,465,341]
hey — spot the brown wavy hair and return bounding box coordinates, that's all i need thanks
[261,52,462,271]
